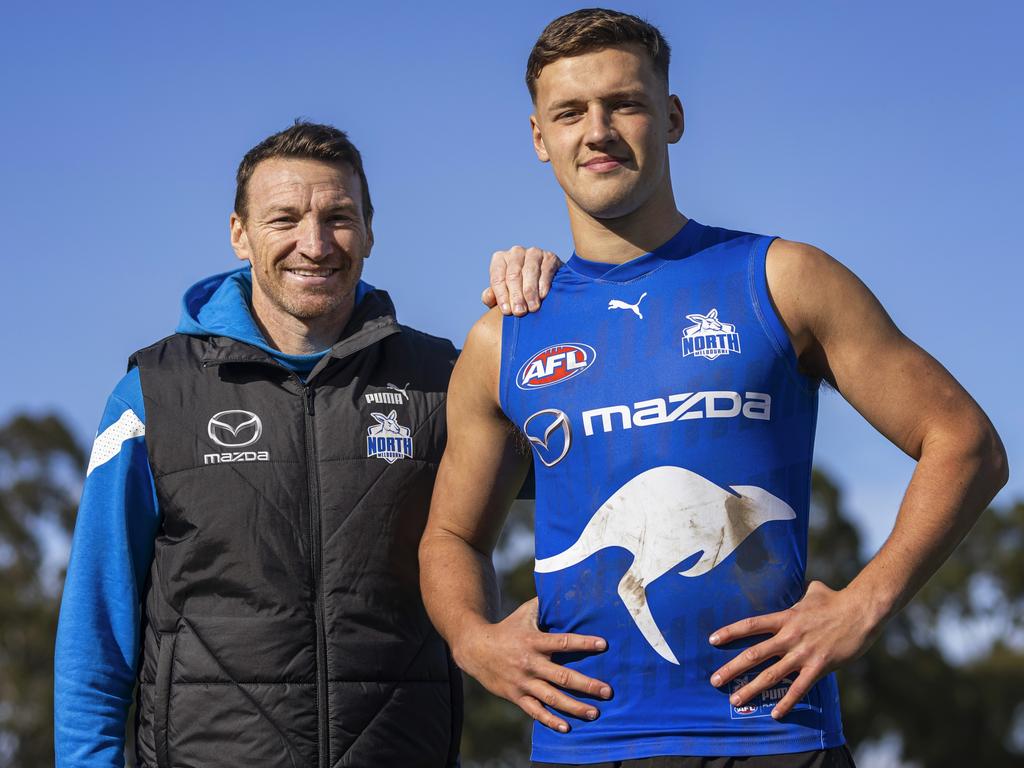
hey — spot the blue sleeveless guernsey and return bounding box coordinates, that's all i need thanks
[499,220,845,762]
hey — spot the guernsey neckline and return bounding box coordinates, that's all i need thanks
[565,218,703,283]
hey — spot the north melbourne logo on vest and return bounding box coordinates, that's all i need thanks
[204,410,269,464]
[682,309,741,360]
[367,410,413,463]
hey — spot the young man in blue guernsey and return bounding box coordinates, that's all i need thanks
[419,9,1008,768]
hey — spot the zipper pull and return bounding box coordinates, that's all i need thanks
[305,387,316,416]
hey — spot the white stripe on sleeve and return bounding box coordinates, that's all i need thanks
[86,409,146,477]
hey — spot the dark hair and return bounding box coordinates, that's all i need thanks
[234,120,373,224]
[526,8,670,101]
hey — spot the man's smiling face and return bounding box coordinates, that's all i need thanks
[530,44,683,221]
[231,156,372,324]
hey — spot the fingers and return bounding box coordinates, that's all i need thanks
[536,631,607,655]
[521,248,542,312]
[710,636,787,687]
[726,655,802,712]
[769,670,816,719]
[486,246,557,315]
[517,694,571,733]
[487,246,527,316]
[709,610,786,646]
[536,659,612,699]
[526,679,601,722]
[538,250,562,300]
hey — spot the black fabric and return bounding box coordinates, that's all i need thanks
[531,744,856,768]
[130,290,461,768]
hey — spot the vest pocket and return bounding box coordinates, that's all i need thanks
[154,630,177,768]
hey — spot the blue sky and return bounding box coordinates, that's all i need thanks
[1,1,1020,552]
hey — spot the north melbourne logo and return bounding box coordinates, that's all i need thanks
[682,308,741,360]
[366,410,413,464]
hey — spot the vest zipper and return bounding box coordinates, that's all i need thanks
[304,385,330,768]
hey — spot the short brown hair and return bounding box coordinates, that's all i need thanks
[234,120,373,224]
[526,8,670,101]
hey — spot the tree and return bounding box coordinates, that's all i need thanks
[0,414,84,767]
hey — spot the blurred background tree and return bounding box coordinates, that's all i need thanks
[0,414,83,767]
[0,413,1019,767]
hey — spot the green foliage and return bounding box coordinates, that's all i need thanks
[810,471,1024,767]
[0,414,84,768]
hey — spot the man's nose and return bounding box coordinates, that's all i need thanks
[584,105,617,147]
[296,219,333,260]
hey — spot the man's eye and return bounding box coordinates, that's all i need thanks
[615,101,640,112]
[556,111,582,121]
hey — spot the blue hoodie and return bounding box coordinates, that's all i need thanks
[54,268,373,767]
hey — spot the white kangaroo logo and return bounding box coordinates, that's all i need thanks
[534,466,795,664]
[371,410,403,433]
[608,292,648,319]
[686,308,724,333]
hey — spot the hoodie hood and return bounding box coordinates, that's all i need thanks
[176,266,375,376]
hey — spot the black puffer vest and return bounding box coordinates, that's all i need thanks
[130,291,461,767]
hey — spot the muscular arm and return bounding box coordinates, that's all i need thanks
[711,240,1008,716]
[420,309,610,733]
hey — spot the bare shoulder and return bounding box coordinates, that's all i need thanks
[463,306,505,355]
[765,238,898,381]
[452,307,506,410]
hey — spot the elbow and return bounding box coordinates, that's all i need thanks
[968,418,1009,496]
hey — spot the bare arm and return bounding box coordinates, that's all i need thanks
[711,240,1008,717]
[420,308,610,733]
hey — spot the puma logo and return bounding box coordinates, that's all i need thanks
[387,382,410,400]
[608,292,648,319]
[534,466,795,664]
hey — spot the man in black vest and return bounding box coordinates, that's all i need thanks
[54,122,560,767]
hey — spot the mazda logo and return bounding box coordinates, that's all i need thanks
[208,410,263,448]
[523,408,571,468]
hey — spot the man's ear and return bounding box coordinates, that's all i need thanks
[230,212,251,262]
[531,114,550,163]
[668,95,684,144]
[364,222,374,259]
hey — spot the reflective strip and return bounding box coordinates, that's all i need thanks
[86,409,145,476]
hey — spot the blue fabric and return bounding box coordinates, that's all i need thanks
[500,220,844,761]
[54,369,158,767]
[54,267,373,766]
[177,266,374,377]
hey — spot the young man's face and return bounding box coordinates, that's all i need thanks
[530,44,683,220]
[230,157,373,323]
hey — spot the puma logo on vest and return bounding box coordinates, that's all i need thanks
[534,466,795,664]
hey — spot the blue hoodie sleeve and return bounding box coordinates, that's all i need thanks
[55,368,161,767]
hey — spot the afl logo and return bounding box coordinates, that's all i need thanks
[208,410,263,448]
[516,343,596,390]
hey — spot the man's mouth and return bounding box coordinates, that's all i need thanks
[283,267,340,285]
[582,155,628,173]
[285,267,339,277]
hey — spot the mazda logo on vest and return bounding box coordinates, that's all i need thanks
[208,410,263,448]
